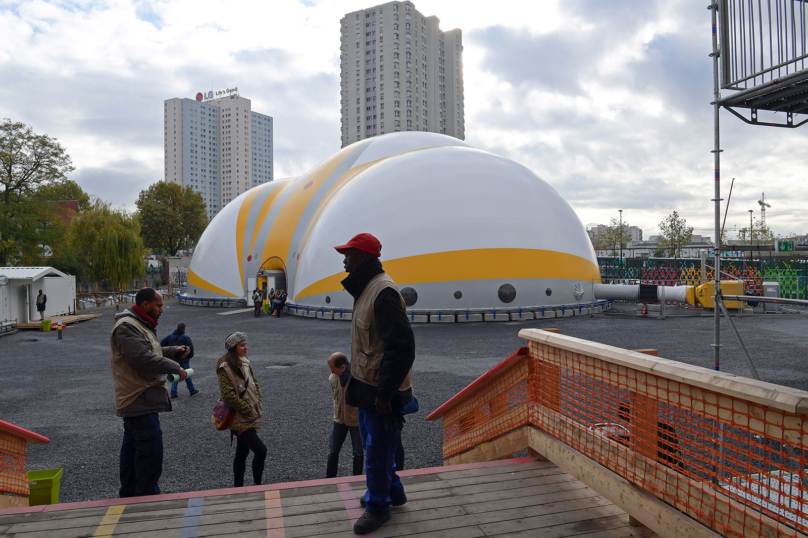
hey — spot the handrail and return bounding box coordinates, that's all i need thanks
[427,329,808,538]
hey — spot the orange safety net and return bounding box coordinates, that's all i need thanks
[0,430,28,496]
[438,343,808,538]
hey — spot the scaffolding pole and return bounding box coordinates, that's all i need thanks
[711,1,723,371]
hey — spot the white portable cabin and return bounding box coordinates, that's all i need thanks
[0,267,76,323]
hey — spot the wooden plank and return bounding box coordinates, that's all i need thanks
[496,514,657,538]
[444,428,529,465]
[0,496,27,509]
[527,426,720,538]
[433,459,550,479]
[476,503,628,536]
[18,313,100,330]
[307,492,618,538]
[519,328,808,415]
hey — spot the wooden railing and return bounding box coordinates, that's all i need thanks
[427,328,808,538]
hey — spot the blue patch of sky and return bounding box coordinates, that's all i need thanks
[135,2,163,29]
[51,0,107,14]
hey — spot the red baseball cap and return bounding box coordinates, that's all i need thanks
[334,233,382,257]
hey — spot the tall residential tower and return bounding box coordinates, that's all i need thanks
[164,93,273,219]
[339,1,464,148]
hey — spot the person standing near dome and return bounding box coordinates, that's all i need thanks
[335,233,415,535]
[216,332,267,487]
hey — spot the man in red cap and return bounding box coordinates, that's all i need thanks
[334,233,415,535]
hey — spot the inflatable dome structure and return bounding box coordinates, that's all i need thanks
[184,132,602,317]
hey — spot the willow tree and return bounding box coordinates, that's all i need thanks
[68,201,145,287]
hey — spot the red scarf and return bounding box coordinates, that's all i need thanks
[132,305,158,330]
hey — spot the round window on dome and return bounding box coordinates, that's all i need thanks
[325,296,331,304]
[498,284,516,303]
[400,287,418,307]
[545,288,552,296]
[454,291,462,299]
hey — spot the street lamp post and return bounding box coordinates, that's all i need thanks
[619,209,623,262]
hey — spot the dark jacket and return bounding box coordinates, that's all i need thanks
[160,330,194,360]
[112,310,182,417]
[343,258,415,411]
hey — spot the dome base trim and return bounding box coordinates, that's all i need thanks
[187,268,240,297]
[294,248,601,301]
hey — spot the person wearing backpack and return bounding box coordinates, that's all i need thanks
[216,332,267,487]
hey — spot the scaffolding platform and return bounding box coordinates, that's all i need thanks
[0,457,656,538]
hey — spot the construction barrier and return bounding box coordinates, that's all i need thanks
[428,329,808,538]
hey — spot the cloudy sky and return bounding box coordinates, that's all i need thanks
[1,0,805,239]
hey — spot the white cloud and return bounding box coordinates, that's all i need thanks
[0,0,805,237]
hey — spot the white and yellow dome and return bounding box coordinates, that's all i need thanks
[187,132,600,310]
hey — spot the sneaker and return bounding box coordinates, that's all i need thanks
[353,511,390,534]
[190,390,201,397]
[171,394,179,399]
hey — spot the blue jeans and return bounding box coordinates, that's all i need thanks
[326,421,364,478]
[170,360,196,395]
[358,409,404,515]
[119,413,163,498]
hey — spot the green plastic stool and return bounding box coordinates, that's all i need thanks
[41,320,52,332]
[27,468,63,505]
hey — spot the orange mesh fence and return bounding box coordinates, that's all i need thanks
[0,430,29,496]
[431,335,808,538]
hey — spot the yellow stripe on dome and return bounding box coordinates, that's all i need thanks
[294,248,601,300]
[249,179,297,256]
[297,160,379,257]
[187,268,239,297]
[261,146,355,265]
[295,145,459,280]
[236,187,263,288]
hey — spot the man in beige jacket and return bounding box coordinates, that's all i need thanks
[110,287,189,498]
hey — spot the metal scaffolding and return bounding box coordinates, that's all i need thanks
[710,0,807,371]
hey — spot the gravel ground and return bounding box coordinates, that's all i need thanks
[1,300,807,503]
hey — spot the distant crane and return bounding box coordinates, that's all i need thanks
[758,193,771,224]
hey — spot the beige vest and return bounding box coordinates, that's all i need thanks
[350,273,412,391]
[329,373,359,426]
[218,357,262,429]
[110,316,167,410]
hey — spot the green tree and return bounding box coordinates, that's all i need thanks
[0,119,74,264]
[136,182,207,256]
[37,180,92,214]
[737,222,775,244]
[658,211,693,259]
[68,200,145,287]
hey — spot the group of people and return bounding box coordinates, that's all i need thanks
[110,233,415,534]
[252,287,287,318]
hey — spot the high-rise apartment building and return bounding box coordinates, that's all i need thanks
[339,1,464,148]
[164,94,273,219]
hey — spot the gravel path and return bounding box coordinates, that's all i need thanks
[1,300,806,503]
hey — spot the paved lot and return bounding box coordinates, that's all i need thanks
[1,300,806,503]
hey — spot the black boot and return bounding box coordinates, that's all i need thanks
[353,511,391,534]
